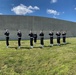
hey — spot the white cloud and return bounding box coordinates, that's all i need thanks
[11,4,40,15]
[62,12,64,14]
[74,8,76,10]
[28,6,40,10]
[34,6,40,10]
[51,0,57,3]
[0,13,3,15]
[47,9,60,15]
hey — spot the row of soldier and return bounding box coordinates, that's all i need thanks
[4,29,66,48]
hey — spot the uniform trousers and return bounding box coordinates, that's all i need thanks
[40,38,44,45]
[50,37,53,44]
[63,37,66,43]
[18,38,21,46]
[57,37,60,44]
[6,37,9,46]
[30,38,33,46]
[34,37,37,43]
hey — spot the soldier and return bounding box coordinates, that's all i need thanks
[49,31,54,46]
[29,31,34,48]
[33,32,37,44]
[39,31,44,48]
[62,31,66,44]
[4,29,10,48]
[17,30,22,49]
[56,31,61,46]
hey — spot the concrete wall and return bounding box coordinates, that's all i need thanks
[0,15,76,40]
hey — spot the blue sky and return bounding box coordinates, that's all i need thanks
[0,0,76,22]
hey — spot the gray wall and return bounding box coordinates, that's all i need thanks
[0,15,76,40]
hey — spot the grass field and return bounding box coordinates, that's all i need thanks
[0,38,76,75]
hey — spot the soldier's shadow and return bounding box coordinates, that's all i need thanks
[44,45,52,47]
[9,42,71,49]
[20,47,30,49]
[9,46,30,49]
[54,42,71,46]
[9,47,17,49]
[21,46,43,49]
[34,46,44,49]
[60,42,71,46]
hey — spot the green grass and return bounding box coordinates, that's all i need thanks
[0,38,76,75]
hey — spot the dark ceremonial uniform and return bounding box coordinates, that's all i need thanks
[49,32,53,45]
[62,32,66,44]
[17,32,22,47]
[56,32,61,45]
[33,33,37,43]
[4,31,10,47]
[39,32,44,46]
[29,32,33,47]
